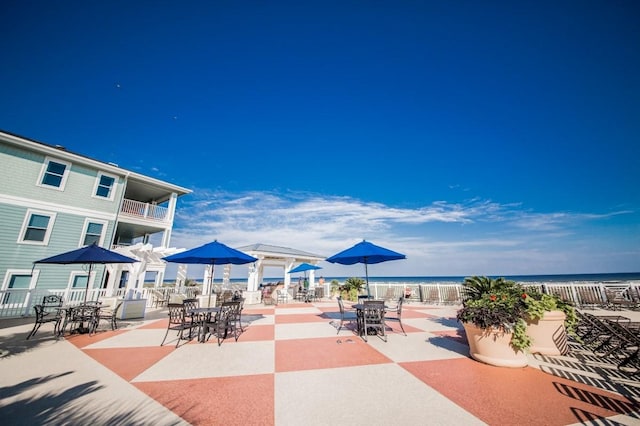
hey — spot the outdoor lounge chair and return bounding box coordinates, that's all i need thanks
[605,289,636,310]
[26,295,64,340]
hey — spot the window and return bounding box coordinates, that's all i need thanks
[94,172,116,199]
[118,271,129,289]
[2,271,36,305]
[72,274,88,289]
[38,157,70,190]
[19,210,56,245]
[81,219,106,246]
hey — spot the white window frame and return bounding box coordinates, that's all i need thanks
[92,171,117,201]
[2,269,38,291]
[69,271,92,288]
[37,156,71,191]
[18,209,56,245]
[1,269,38,307]
[79,218,107,247]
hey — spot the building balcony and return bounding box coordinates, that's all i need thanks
[120,199,169,223]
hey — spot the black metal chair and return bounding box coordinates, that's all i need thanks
[67,304,101,335]
[206,301,241,346]
[313,287,323,302]
[95,300,123,331]
[336,296,357,334]
[161,303,197,347]
[26,295,64,340]
[276,289,288,305]
[151,290,168,308]
[362,300,386,342]
[385,297,407,336]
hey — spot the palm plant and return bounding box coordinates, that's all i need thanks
[461,276,512,303]
[339,277,365,301]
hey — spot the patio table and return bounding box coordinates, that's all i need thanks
[353,302,388,337]
[188,307,221,342]
[60,304,101,335]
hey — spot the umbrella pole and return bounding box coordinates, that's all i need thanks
[83,264,93,305]
[207,264,215,307]
[365,261,370,297]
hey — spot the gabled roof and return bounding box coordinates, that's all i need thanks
[236,243,325,261]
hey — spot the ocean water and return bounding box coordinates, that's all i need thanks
[159,272,640,286]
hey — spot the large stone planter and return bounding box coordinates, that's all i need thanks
[462,322,528,368]
[526,310,568,355]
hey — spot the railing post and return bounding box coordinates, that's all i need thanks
[23,288,34,316]
[569,283,580,306]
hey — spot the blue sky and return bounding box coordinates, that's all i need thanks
[2,1,639,276]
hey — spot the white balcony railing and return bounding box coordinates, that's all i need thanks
[120,199,169,222]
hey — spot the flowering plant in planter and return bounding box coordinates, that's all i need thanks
[456,285,532,351]
[457,276,578,352]
[521,289,578,335]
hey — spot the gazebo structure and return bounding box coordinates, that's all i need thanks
[236,243,325,302]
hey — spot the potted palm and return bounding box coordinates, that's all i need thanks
[457,276,578,366]
[457,280,530,367]
[339,277,365,302]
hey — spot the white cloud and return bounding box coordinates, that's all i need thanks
[167,189,636,277]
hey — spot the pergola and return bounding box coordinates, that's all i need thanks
[236,243,325,292]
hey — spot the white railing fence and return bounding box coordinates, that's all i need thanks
[120,199,168,222]
[1,281,638,319]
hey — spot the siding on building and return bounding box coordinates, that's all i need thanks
[0,130,190,295]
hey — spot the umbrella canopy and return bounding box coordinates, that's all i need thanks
[288,263,322,274]
[34,242,138,304]
[162,240,257,306]
[326,240,406,295]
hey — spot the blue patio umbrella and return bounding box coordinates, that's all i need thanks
[326,240,406,296]
[288,263,322,274]
[162,240,257,307]
[288,263,322,288]
[34,242,138,305]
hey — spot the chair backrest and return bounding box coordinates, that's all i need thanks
[395,297,404,315]
[113,300,124,316]
[384,288,396,301]
[41,295,63,315]
[42,295,63,306]
[167,303,187,325]
[363,300,385,322]
[183,298,199,311]
[219,301,241,323]
[73,305,99,320]
[337,296,345,314]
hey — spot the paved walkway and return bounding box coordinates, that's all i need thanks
[1,300,639,425]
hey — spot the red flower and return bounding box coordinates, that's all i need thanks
[522,293,528,299]
[489,295,497,301]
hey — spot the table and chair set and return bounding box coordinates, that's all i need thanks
[160,297,244,348]
[337,295,407,342]
[26,295,123,340]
